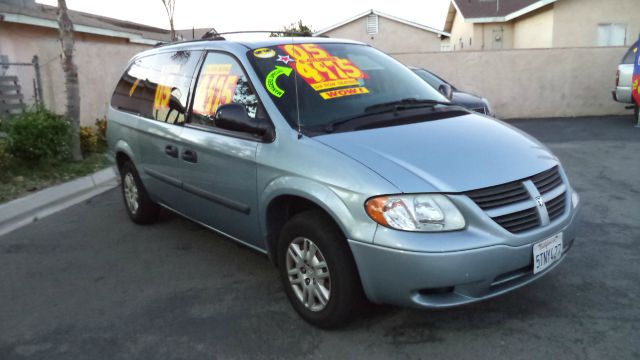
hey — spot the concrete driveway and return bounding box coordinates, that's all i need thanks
[1,116,639,360]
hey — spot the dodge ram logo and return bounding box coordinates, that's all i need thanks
[535,196,544,207]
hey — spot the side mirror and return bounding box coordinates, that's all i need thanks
[438,83,453,100]
[215,103,273,139]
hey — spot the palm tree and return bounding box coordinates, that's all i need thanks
[161,0,177,41]
[56,0,82,161]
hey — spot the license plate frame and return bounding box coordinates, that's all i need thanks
[533,232,564,274]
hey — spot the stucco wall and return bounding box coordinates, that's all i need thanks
[323,16,443,54]
[448,10,477,50]
[394,46,628,118]
[553,0,640,48]
[0,22,150,125]
[513,6,554,49]
[448,13,515,51]
[481,22,514,50]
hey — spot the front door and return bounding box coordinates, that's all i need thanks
[176,51,268,248]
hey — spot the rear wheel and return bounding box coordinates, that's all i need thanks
[635,103,639,126]
[120,161,159,224]
[277,210,363,328]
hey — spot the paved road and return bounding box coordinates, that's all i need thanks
[1,116,639,360]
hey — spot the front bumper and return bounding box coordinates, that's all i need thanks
[348,195,580,309]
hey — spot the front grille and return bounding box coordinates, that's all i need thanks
[465,181,530,210]
[546,192,566,222]
[493,207,540,233]
[465,166,567,234]
[531,166,562,195]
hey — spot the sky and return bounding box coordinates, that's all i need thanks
[36,0,451,34]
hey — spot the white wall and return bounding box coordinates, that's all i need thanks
[0,22,151,125]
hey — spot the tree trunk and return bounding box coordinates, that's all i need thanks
[57,0,82,161]
[169,18,176,41]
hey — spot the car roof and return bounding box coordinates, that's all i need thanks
[134,36,366,59]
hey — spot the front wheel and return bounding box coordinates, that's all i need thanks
[277,210,363,328]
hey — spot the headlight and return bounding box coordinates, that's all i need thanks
[365,194,466,232]
[482,98,493,116]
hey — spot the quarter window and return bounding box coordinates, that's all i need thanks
[111,50,201,124]
[190,52,261,127]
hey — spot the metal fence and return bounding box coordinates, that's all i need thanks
[0,55,43,117]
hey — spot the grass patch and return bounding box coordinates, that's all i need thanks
[0,153,113,203]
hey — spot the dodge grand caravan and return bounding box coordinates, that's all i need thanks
[107,37,580,328]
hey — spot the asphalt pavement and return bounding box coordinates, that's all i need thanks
[0,115,639,360]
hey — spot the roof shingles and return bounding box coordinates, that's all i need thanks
[0,1,171,42]
[453,0,542,19]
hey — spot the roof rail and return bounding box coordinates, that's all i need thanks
[151,30,329,48]
[200,30,319,40]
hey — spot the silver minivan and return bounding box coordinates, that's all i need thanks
[108,37,580,328]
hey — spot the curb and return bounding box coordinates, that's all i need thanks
[0,166,120,237]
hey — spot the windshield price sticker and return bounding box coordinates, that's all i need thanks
[320,86,369,100]
[193,64,239,116]
[280,44,368,91]
[265,66,293,98]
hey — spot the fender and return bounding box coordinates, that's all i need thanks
[259,175,378,246]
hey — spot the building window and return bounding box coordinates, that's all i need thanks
[597,23,627,46]
[366,14,378,34]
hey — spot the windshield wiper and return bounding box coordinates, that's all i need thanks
[364,98,452,113]
[323,98,453,133]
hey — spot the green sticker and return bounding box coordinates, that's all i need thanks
[265,66,292,98]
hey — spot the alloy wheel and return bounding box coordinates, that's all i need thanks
[123,172,139,215]
[285,237,331,312]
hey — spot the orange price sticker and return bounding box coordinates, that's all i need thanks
[280,44,368,92]
[153,64,180,110]
[193,64,239,116]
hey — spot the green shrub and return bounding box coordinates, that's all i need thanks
[95,117,107,151]
[80,126,98,155]
[0,136,11,169]
[6,108,70,161]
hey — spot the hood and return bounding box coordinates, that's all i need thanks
[314,114,558,193]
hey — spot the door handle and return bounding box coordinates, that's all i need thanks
[182,149,198,163]
[165,145,179,158]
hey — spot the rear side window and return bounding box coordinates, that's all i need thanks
[111,50,202,124]
[189,52,261,127]
[622,42,638,64]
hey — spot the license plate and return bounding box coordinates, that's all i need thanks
[533,233,564,274]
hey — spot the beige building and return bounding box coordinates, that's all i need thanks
[0,0,170,124]
[315,10,450,54]
[443,0,640,51]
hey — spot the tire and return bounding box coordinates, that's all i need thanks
[277,209,363,328]
[120,161,159,224]
[635,103,639,126]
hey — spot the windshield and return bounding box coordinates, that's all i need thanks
[248,43,448,130]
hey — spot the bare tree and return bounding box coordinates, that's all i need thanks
[56,0,82,161]
[161,0,177,41]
